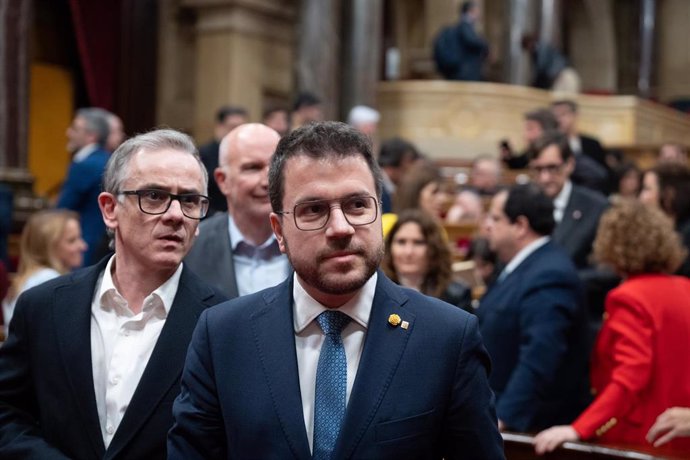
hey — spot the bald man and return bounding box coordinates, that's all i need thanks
[185,124,289,298]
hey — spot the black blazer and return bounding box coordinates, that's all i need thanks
[0,258,226,459]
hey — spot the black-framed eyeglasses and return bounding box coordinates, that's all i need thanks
[530,163,565,175]
[276,195,379,231]
[119,189,209,220]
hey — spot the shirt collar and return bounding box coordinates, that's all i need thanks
[293,271,377,334]
[73,143,99,162]
[553,180,573,212]
[228,214,278,252]
[503,236,550,277]
[96,255,183,316]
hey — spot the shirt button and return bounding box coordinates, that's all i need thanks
[110,376,120,385]
[106,425,115,435]
[121,329,130,336]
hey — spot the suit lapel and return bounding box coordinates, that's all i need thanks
[251,278,312,459]
[553,189,579,247]
[53,262,108,458]
[106,267,216,457]
[336,274,415,459]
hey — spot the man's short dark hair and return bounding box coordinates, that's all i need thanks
[530,131,573,163]
[460,1,476,15]
[76,108,110,146]
[504,183,555,236]
[262,106,288,121]
[378,137,420,168]
[268,121,383,212]
[215,105,249,124]
[551,99,578,113]
[292,92,321,112]
[524,108,559,132]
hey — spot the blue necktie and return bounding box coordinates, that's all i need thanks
[313,310,351,460]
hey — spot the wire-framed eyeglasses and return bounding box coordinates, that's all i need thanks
[276,195,379,231]
[119,189,210,220]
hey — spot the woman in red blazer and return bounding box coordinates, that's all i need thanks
[534,199,690,454]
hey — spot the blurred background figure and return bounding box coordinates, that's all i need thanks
[610,162,641,203]
[198,105,249,215]
[639,163,690,277]
[445,189,484,223]
[57,108,109,266]
[468,155,501,196]
[522,34,580,93]
[394,162,451,222]
[500,108,559,169]
[378,137,421,214]
[658,142,688,165]
[2,210,86,335]
[262,106,289,137]
[467,236,500,288]
[382,209,472,312]
[534,200,690,454]
[347,105,380,137]
[105,111,126,152]
[290,91,323,131]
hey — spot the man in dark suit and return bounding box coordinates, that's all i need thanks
[0,129,226,459]
[169,122,504,459]
[478,183,590,432]
[529,132,609,269]
[57,108,111,266]
[185,123,289,299]
[551,99,612,194]
[377,137,421,214]
[198,105,249,215]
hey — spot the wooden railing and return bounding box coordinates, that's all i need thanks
[503,432,689,460]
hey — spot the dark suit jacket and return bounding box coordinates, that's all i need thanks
[477,241,591,432]
[578,135,607,170]
[56,147,110,266]
[198,140,227,215]
[185,213,239,299]
[454,20,489,81]
[0,258,226,460]
[553,184,609,269]
[168,273,505,459]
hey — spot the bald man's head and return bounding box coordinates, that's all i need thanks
[215,124,280,236]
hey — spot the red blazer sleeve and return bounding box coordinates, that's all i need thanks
[572,290,654,439]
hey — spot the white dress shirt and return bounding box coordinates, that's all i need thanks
[553,180,573,223]
[73,143,98,163]
[90,256,183,447]
[228,215,290,296]
[501,236,550,280]
[293,271,377,453]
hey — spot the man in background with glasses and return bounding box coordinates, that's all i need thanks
[0,129,226,459]
[169,122,504,459]
[185,123,289,299]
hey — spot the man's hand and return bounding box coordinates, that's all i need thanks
[647,407,690,447]
[533,425,579,455]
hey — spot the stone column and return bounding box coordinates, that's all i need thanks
[340,0,383,119]
[296,0,341,121]
[0,0,30,173]
[180,0,296,141]
[539,0,563,47]
[503,0,534,85]
[637,0,656,98]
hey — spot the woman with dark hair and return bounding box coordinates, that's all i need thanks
[382,209,471,311]
[393,162,450,220]
[534,200,690,454]
[639,162,690,276]
[610,162,641,203]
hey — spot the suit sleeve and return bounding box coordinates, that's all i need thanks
[572,291,653,439]
[168,309,227,459]
[497,279,579,430]
[442,314,505,460]
[56,160,94,210]
[458,22,488,53]
[0,296,72,459]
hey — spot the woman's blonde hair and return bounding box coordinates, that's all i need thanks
[9,210,79,299]
[594,199,685,276]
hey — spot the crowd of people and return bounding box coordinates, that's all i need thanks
[0,86,689,458]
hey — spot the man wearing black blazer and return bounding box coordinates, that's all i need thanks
[0,129,226,459]
[529,132,609,269]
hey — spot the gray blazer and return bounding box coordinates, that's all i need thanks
[185,213,239,299]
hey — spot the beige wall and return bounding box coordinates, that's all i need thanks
[657,0,690,102]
